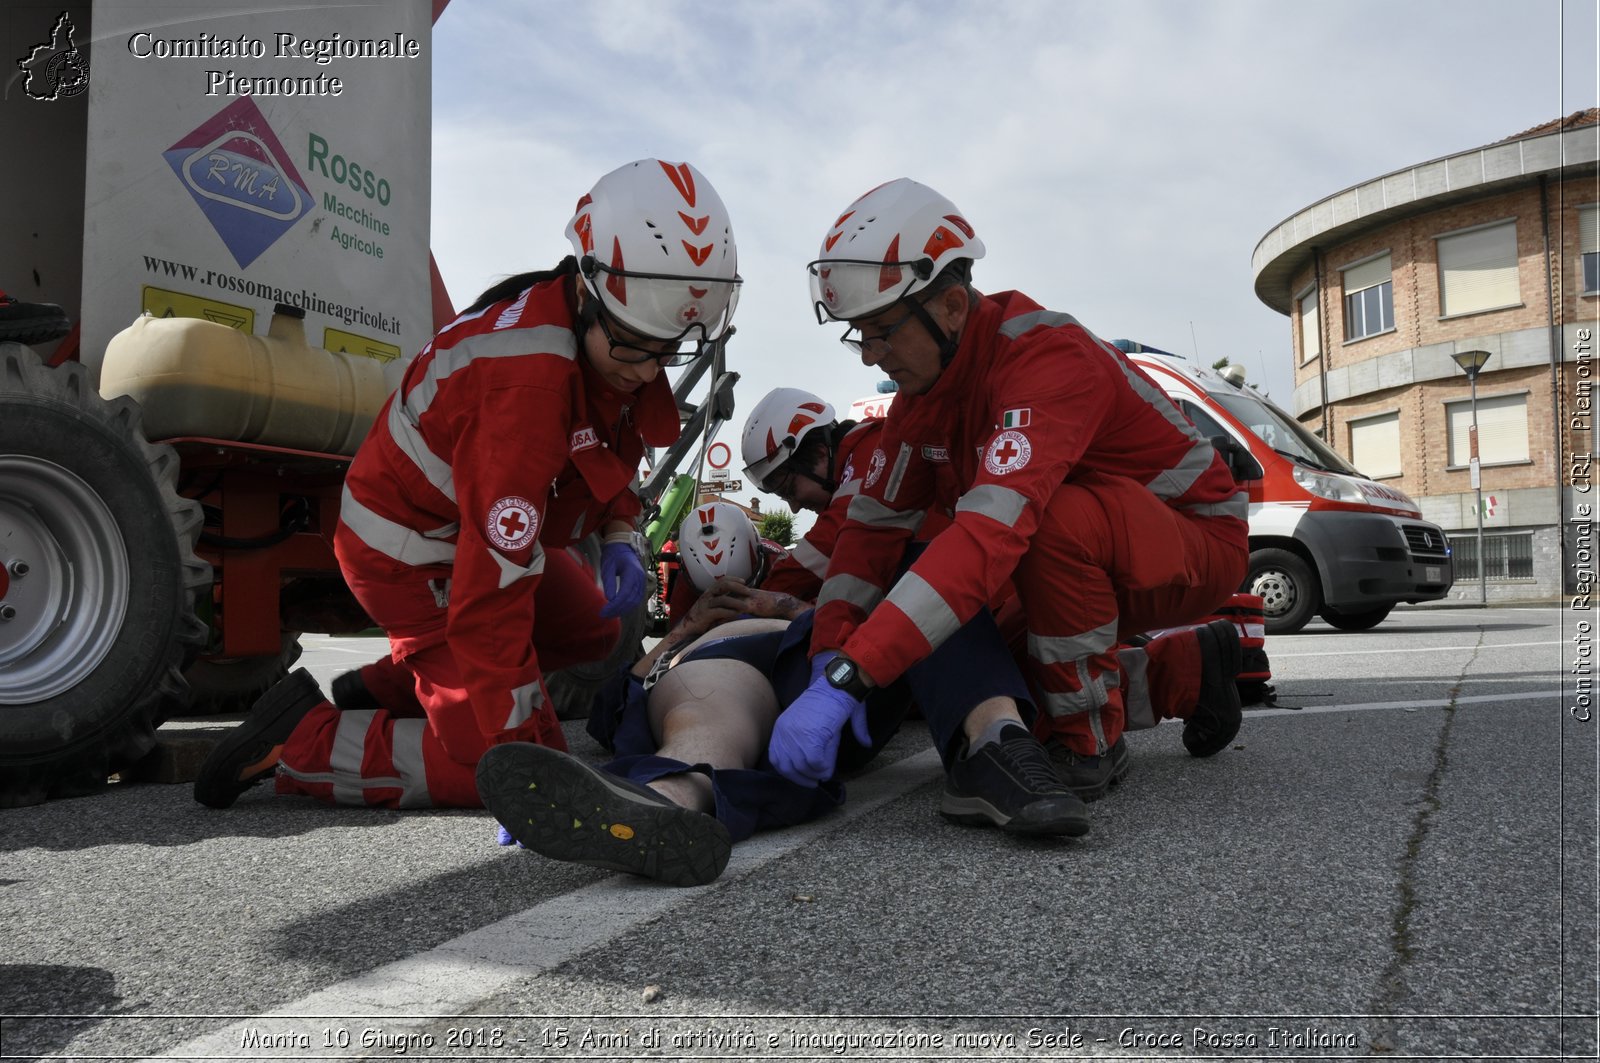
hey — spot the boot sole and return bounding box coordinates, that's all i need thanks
[193,668,324,809]
[1184,621,1244,758]
[476,743,731,888]
[939,793,1090,837]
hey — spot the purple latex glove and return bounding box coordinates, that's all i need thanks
[598,539,647,619]
[495,823,526,849]
[767,653,871,787]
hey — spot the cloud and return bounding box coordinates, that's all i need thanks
[429,0,1598,508]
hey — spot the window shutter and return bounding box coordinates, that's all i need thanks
[1348,413,1401,478]
[1438,222,1519,315]
[1300,290,1320,360]
[1343,254,1391,294]
[1447,394,1529,465]
[1581,206,1599,255]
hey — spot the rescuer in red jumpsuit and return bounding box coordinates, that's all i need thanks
[770,178,1250,833]
[195,159,742,810]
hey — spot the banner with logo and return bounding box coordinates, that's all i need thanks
[78,0,430,388]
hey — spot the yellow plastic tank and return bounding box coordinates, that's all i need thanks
[99,305,389,455]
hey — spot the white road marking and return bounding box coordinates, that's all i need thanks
[1269,639,1563,659]
[138,748,946,1061]
[1249,688,1561,717]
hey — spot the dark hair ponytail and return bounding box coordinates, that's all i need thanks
[462,256,580,315]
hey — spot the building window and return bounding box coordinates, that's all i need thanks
[1298,288,1320,363]
[1445,392,1530,467]
[1348,412,1402,478]
[1449,531,1534,581]
[1437,220,1520,316]
[1582,206,1599,295]
[1342,254,1393,340]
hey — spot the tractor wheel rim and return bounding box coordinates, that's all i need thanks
[0,455,131,703]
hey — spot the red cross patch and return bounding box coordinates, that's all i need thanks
[486,495,539,551]
[864,448,887,488]
[983,430,1032,476]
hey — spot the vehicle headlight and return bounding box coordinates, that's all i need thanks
[1292,466,1366,503]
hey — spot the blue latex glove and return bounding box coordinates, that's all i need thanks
[598,539,647,619]
[495,823,525,848]
[767,653,872,787]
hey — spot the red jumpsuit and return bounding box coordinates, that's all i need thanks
[811,292,1249,756]
[763,419,886,602]
[277,273,680,807]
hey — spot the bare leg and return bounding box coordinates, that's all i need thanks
[643,618,787,811]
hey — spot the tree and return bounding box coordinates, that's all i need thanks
[757,509,796,547]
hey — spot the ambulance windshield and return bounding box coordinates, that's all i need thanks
[1208,390,1361,477]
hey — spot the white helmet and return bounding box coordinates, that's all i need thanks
[807,178,984,322]
[566,159,741,344]
[677,502,763,592]
[740,387,836,491]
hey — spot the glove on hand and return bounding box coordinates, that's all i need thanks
[598,538,647,619]
[766,653,871,787]
[495,823,526,849]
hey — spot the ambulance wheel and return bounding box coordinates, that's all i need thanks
[0,344,210,806]
[1246,547,1321,635]
[1320,604,1393,632]
[182,632,304,716]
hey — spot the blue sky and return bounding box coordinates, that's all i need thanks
[428,0,1597,510]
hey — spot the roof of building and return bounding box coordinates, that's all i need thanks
[1252,111,1600,314]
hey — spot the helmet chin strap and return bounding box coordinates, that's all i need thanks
[903,292,961,368]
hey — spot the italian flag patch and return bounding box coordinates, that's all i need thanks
[1001,407,1031,429]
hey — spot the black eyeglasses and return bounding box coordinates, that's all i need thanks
[839,307,920,358]
[594,308,704,367]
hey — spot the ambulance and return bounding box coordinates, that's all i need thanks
[1118,342,1454,634]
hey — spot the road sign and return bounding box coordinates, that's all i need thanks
[707,441,732,469]
[707,467,731,481]
[699,479,742,494]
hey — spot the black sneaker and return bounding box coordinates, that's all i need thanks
[941,725,1090,836]
[1184,620,1243,757]
[330,668,380,712]
[1048,735,1132,801]
[476,743,731,888]
[0,293,71,346]
[193,668,325,808]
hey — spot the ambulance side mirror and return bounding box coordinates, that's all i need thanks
[1211,434,1263,483]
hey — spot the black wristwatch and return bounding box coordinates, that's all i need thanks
[824,655,872,700]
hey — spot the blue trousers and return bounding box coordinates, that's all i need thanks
[587,608,1032,841]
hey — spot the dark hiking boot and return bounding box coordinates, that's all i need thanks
[193,669,324,808]
[941,725,1090,836]
[1183,620,1243,757]
[1049,735,1132,801]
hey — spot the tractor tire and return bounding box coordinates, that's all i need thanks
[1320,603,1394,632]
[0,344,211,806]
[181,632,303,716]
[1245,547,1322,636]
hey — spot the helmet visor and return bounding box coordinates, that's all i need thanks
[807,256,932,323]
[583,257,741,345]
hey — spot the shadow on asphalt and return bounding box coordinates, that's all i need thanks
[0,786,477,853]
[0,964,124,1057]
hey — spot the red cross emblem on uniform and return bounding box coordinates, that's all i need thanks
[983,430,1033,476]
[486,495,540,551]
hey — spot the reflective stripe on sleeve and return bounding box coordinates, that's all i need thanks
[1184,491,1250,521]
[833,477,863,501]
[883,442,913,502]
[388,395,457,502]
[845,493,926,534]
[955,483,1028,528]
[404,325,577,421]
[998,309,1082,339]
[790,538,830,579]
[490,544,547,589]
[504,679,545,730]
[883,570,961,651]
[340,485,457,567]
[816,573,885,615]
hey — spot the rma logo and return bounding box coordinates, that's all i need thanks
[16,12,89,101]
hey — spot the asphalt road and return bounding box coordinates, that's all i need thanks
[2,605,1595,1062]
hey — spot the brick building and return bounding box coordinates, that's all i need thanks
[1252,111,1599,601]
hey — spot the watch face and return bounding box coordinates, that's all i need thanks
[828,659,854,685]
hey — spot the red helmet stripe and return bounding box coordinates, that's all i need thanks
[923,224,966,260]
[944,213,975,238]
[683,241,714,266]
[878,234,903,292]
[679,211,710,235]
[659,161,697,206]
[607,236,627,304]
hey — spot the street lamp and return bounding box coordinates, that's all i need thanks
[1451,348,1493,604]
